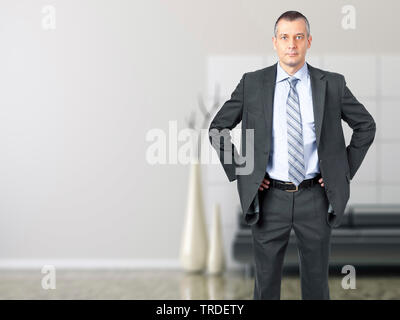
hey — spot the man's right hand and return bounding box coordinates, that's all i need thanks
[259,178,270,191]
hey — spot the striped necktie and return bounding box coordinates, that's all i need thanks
[286,76,305,186]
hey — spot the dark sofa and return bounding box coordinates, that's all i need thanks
[232,204,400,275]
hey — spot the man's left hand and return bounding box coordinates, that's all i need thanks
[318,178,324,187]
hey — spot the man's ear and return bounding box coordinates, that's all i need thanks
[272,37,277,50]
[307,35,312,49]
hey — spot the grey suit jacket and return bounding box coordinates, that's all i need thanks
[208,62,376,228]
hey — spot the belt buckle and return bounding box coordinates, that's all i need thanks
[284,182,298,192]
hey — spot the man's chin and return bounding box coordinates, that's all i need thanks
[281,58,303,68]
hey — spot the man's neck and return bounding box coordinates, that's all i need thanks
[279,60,306,76]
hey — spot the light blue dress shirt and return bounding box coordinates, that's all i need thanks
[266,61,321,182]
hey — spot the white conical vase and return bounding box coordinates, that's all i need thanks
[179,159,208,273]
[206,203,226,275]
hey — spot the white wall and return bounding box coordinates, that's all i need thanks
[0,0,398,269]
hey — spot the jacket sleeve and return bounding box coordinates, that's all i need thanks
[208,73,246,182]
[340,75,376,180]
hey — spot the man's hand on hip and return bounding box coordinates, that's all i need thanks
[259,178,270,191]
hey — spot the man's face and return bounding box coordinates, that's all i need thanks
[272,18,312,69]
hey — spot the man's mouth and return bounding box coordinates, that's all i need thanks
[287,53,298,56]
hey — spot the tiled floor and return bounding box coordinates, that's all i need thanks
[0,269,399,300]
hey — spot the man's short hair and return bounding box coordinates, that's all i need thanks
[274,11,310,38]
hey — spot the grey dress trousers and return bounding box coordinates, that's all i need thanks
[251,175,331,300]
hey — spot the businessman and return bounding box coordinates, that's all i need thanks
[208,11,376,299]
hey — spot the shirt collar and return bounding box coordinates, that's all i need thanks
[276,61,309,83]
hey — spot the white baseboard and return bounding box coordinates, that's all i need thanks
[0,259,182,270]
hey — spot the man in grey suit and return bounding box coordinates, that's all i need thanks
[208,11,376,299]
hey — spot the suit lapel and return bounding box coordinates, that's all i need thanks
[307,63,326,148]
[261,63,277,153]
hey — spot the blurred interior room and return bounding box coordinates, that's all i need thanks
[0,0,399,299]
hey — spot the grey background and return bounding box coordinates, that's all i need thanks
[0,0,398,270]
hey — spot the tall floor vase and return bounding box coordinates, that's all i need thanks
[179,160,208,272]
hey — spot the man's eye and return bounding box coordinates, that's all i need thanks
[281,36,286,40]
[297,36,303,39]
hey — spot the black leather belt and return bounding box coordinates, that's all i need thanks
[267,173,322,192]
